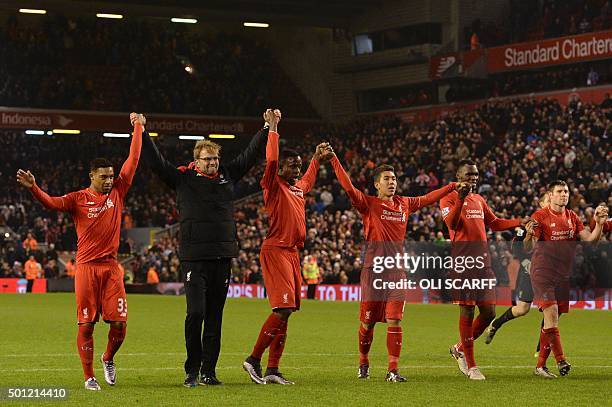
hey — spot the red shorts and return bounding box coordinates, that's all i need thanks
[260,246,302,310]
[75,260,127,324]
[532,269,570,314]
[452,267,497,306]
[360,301,405,323]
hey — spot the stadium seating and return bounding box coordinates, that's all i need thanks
[0,15,318,118]
[1,96,609,286]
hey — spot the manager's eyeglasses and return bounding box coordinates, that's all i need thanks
[197,156,219,162]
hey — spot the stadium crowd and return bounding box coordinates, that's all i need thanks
[0,15,316,118]
[467,0,611,49]
[2,96,609,289]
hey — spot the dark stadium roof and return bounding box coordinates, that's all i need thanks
[2,0,380,27]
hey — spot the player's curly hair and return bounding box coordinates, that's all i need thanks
[89,158,113,172]
[457,159,476,169]
[280,149,300,162]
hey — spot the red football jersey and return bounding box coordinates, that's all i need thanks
[440,191,519,242]
[30,124,142,264]
[261,131,319,249]
[531,206,584,276]
[330,156,455,243]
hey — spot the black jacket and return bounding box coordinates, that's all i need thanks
[143,127,268,261]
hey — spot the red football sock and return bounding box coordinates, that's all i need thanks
[386,326,402,372]
[77,324,95,379]
[543,327,565,363]
[459,315,476,368]
[457,314,490,352]
[358,325,374,366]
[104,324,127,362]
[536,329,552,368]
[250,313,285,360]
[267,321,288,369]
[471,315,490,341]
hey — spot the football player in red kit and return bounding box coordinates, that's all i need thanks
[441,160,531,380]
[528,180,607,378]
[327,149,467,382]
[16,113,144,391]
[243,109,331,385]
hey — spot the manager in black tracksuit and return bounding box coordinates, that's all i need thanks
[141,115,269,387]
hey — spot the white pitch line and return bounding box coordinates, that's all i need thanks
[1,352,610,360]
[2,365,612,373]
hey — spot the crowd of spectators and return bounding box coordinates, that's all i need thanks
[443,60,611,104]
[468,0,611,49]
[1,96,610,289]
[366,59,610,111]
[0,14,317,118]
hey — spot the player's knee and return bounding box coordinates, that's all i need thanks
[479,306,495,322]
[78,322,95,336]
[386,319,401,327]
[274,308,293,321]
[515,303,530,316]
[460,306,475,318]
[361,322,375,331]
[110,321,126,329]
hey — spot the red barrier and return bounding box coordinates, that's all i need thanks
[396,85,612,124]
[3,280,609,310]
[0,278,47,293]
[225,284,612,310]
[0,107,318,135]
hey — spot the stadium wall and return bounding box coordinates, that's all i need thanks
[263,27,335,120]
[325,0,508,119]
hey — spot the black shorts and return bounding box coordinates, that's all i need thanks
[516,259,534,303]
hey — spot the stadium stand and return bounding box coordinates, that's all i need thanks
[2,96,610,287]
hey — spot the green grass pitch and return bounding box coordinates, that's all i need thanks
[1,293,611,406]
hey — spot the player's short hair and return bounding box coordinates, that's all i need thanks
[547,180,568,192]
[280,149,300,162]
[457,159,476,169]
[193,140,221,160]
[89,158,113,172]
[373,164,395,183]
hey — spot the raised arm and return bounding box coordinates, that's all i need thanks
[140,118,180,189]
[16,170,74,212]
[295,155,320,194]
[329,155,368,213]
[260,110,281,191]
[118,116,143,187]
[483,200,522,231]
[408,182,458,211]
[226,118,269,181]
[260,130,280,191]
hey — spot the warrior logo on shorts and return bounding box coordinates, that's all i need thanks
[186,271,191,282]
[365,311,371,320]
[83,307,89,319]
[283,293,289,303]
